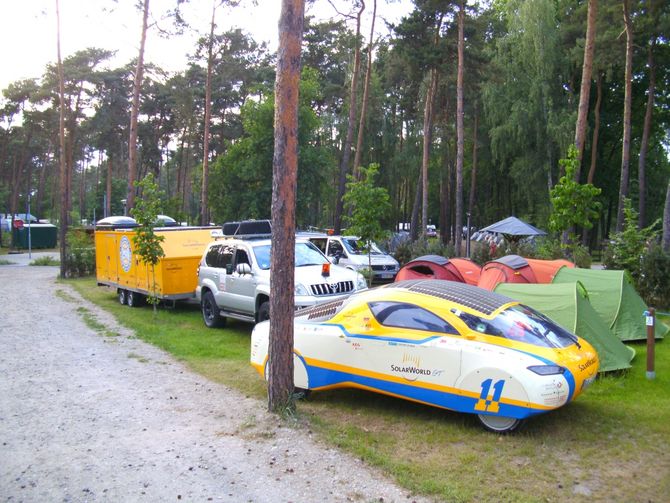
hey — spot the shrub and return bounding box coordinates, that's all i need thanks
[534,237,592,268]
[392,238,456,266]
[602,199,658,286]
[637,244,670,310]
[66,228,95,277]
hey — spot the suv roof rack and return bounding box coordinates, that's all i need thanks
[221,219,272,239]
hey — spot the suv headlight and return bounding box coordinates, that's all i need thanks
[356,274,368,290]
[294,283,310,296]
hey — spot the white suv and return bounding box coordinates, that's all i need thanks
[302,234,399,281]
[196,234,367,328]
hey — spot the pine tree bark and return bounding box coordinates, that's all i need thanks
[268,0,305,414]
[455,0,465,255]
[587,73,603,184]
[127,0,150,212]
[663,178,670,252]
[201,1,217,226]
[334,2,364,233]
[352,0,376,180]
[56,0,69,278]
[616,0,633,232]
[638,38,656,228]
[574,0,598,179]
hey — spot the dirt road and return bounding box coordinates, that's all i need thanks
[0,263,423,502]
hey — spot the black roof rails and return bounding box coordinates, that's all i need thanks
[221,219,272,239]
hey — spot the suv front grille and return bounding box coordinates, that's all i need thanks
[371,264,396,271]
[310,280,354,296]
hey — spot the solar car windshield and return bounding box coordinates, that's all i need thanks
[455,304,577,348]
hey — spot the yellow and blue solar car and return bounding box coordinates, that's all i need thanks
[251,280,599,432]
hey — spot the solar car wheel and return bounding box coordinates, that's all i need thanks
[477,414,521,433]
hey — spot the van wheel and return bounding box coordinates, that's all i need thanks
[127,291,144,308]
[118,289,127,305]
[202,291,225,328]
[257,301,270,322]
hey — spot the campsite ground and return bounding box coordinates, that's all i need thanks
[2,255,669,502]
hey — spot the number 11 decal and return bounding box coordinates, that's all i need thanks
[474,378,505,413]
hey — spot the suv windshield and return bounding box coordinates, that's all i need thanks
[453,304,577,348]
[343,238,383,255]
[253,242,328,270]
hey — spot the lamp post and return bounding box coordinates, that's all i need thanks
[466,212,471,258]
[121,199,127,216]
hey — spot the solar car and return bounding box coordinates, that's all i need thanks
[250,280,599,432]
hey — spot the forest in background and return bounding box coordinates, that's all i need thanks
[1,0,669,253]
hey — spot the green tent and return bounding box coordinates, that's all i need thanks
[552,268,668,342]
[495,281,635,373]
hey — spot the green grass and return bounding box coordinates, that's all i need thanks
[68,277,670,502]
[30,256,60,266]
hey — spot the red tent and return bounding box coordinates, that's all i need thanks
[477,255,538,291]
[396,255,477,283]
[449,258,481,286]
[525,258,575,283]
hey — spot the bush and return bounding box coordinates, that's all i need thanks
[534,237,592,268]
[637,244,670,310]
[392,238,456,266]
[67,228,95,277]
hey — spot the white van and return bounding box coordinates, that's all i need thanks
[302,233,399,281]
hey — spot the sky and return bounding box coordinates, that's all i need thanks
[0,0,412,91]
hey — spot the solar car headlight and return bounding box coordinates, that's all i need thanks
[294,283,310,296]
[356,274,368,290]
[527,365,566,376]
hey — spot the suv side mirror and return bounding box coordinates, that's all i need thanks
[236,263,252,275]
[329,255,340,265]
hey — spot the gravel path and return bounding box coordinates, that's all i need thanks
[0,261,426,503]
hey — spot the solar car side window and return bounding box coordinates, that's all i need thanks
[369,301,458,334]
[205,245,221,267]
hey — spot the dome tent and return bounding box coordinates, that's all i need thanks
[524,258,575,283]
[477,255,537,291]
[495,281,635,372]
[553,268,668,342]
[395,256,481,285]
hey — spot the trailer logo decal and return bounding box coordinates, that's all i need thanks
[120,236,132,273]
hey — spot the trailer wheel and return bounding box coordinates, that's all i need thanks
[202,291,225,328]
[127,291,144,308]
[118,289,127,305]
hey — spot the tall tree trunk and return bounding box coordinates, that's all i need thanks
[106,152,113,217]
[200,1,217,226]
[454,0,465,255]
[420,68,438,241]
[334,2,364,233]
[56,0,69,278]
[616,0,633,232]
[574,0,598,179]
[663,178,670,252]
[127,0,150,212]
[410,173,421,241]
[268,0,304,414]
[468,104,478,223]
[587,73,603,184]
[352,0,376,180]
[638,38,656,228]
[420,14,443,241]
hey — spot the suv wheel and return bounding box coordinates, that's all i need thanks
[202,291,225,328]
[257,301,270,322]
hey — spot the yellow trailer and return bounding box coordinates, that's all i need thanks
[95,219,215,306]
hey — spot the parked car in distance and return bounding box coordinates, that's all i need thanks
[251,279,599,432]
[196,227,368,328]
[426,225,437,238]
[300,233,399,282]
